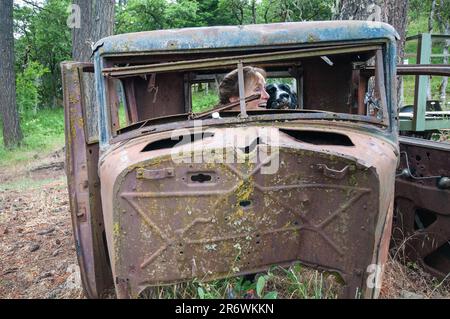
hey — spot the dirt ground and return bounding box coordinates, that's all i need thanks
[0,149,84,299]
[0,148,448,299]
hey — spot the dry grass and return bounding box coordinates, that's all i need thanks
[0,151,84,299]
[381,257,450,299]
[380,230,450,299]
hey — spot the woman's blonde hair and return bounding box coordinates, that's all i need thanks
[218,66,266,104]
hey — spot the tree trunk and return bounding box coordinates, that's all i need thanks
[0,0,23,148]
[72,0,115,62]
[251,0,257,24]
[334,0,408,63]
[334,0,409,106]
[426,0,437,100]
[439,25,449,105]
[428,0,436,32]
[436,0,449,106]
[71,0,115,138]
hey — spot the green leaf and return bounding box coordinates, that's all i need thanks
[256,276,266,297]
[263,291,278,299]
[197,287,205,299]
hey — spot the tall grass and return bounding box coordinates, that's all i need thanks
[0,107,65,167]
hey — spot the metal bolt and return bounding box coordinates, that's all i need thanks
[437,177,450,189]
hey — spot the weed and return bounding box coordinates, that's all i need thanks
[139,262,341,299]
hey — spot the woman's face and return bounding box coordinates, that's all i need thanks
[229,72,270,110]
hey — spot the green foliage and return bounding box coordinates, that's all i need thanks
[403,15,450,107]
[165,0,200,29]
[115,0,334,34]
[116,0,168,33]
[264,291,278,299]
[191,90,220,113]
[0,108,65,167]
[16,61,49,115]
[197,286,205,299]
[139,262,340,299]
[14,0,72,109]
[408,0,449,32]
[258,0,333,23]
[256,275,267,297]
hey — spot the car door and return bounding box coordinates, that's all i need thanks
[61,62,114,298]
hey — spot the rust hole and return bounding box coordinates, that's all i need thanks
[191,173,212,183]
[239,200,252,207]
[280,129,354,146]
[414,208,437,230]
[424,242,450,274]
[141,132,214,152]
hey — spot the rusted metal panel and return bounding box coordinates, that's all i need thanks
[302,56,353,113]
[133,73,185,121]
[363,64,450,77]
[102,45,380,78]
[112,113,388,146]
[99,125,398,298]
[61,61,114,298]
[393,137,450,279]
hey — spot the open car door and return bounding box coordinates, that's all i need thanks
[61,62,114,298]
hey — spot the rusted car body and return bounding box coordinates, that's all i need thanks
[393,136,450,279]
[62,21,402,298]
[387,65,450,282]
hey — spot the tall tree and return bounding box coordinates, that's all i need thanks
[0,0,23,148]
[333,0,408,62]
[14,0,72,109]
[115,0,167,34]
[333,0,409,106]
[71,0,115,135]
[72,0,115,62]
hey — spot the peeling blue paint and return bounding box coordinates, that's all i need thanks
[93,21,398,55]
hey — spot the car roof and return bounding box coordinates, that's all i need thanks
[93,20,399,56]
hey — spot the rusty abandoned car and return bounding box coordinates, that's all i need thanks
[61,21,449,299]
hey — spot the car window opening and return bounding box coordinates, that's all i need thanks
[102,44,389,139]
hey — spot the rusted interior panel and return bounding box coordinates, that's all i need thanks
[61,62,114,298]
[393,137,450,279]
[302,55,353,113]
[99,125,398,298]
[132,73,185,121]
